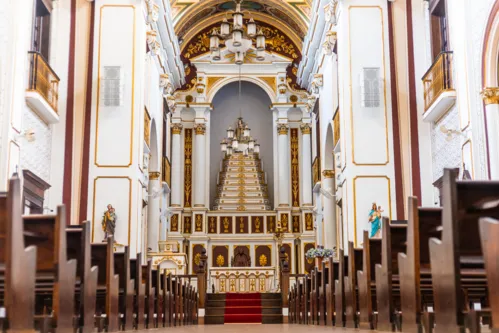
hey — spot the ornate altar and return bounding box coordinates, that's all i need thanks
[210,267,276,293]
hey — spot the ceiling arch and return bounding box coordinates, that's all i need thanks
[172,0,310,43]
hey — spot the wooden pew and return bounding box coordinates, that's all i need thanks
[304,274,311,324]
[0,176,38,333]
[113,246,134,330]
[344,241,363,328]
[357,230,382,330]
[319,262,328,325]
[91,237,119,332]
[130,255,145,329]
[375,218,407,331]
[23,206,77,333]
[326,257,339,326]
[479,217,499,333]
[66,222,98,333]
[310,269,318,324]
[398,197,442,333]
[152,267,163,328]
[429,169,498,333]
[142,260,155,328]
[334,248,346,327]
[163,273,173,327]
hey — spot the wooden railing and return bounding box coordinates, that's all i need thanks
[312,156,321,185]
[27,51,60,112]
[422,51,454,112]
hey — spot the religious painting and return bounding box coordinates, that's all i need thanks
[191,244,205,274]
[170,214,179,232]
[195,214,203,232]
[304,213,314,231]
[220,216,233,234]
[235,216,249,234]
[255,245,272,267]
[292,215,300,233]
[267,215,276,233]
[212,245,229,267]
[281,243,292,272]
[183,216,192,234]
[207,216,217,234]
[251,216,264,233]
[304,242,315,274]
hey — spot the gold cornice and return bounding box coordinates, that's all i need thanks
[322,170,335,178]
[481,87,499,105]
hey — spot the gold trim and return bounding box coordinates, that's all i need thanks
[194,123,206,135]
[481,87,499,105]
[349,6,389,166]
[95,5,135,168]
[149,171,161,180]
[171,123,183,134]
[184,128,193,207]
[91,176,132,244]
[290,128,300,207]
[300,123,311,134]
[352,175,392,247]
[322,169,335,179]
[277,124,289,135]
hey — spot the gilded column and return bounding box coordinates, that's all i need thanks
[147,171,161,252]
[300,123,313,205]
[194,123,206,207]
[482,88,499,179]
[277,124,290,207]
[170,123,183,206]
[322,170,336,250]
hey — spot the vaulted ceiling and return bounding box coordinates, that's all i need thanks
[171,0,311,46]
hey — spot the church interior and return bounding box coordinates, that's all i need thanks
[3,0,499,331]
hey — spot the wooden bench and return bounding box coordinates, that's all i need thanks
[91,237,119,332]
[429,168,498,333]
[129,255,145,329]
[23,206,77,333]
[113,246,134,330]
[0,176,38,333]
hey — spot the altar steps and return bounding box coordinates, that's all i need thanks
[204,293,283,325]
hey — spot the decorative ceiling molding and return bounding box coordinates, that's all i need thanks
[173,0,309,41]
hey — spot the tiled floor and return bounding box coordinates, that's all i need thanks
[144,324,374,332]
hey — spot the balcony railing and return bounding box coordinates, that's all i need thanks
[422,51,454,113]
[28,51,60,113]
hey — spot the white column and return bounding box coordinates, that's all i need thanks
[147,173,161,252]
[277,124,290,207]
[193,123,206,207]
[170,123,183,206]
[482,89,499,179]
[301,123,313,205]
[322,170,336,250]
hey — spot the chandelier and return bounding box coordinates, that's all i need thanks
[220,66,260,156]
[210,0,266,64]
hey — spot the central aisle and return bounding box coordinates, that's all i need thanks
[143,325,374,332]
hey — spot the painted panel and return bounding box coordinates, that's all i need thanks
[220,216,233,234]
[95,5,135,167]
[349,6,389,165]
[255,245,272,267]
[353,176,391,246]
[183,216,192,234]
[251,216,264,233]
[194,214,203,232]
[207,216,217,233]
[235,216,249,233]
[170,214,179,232]
[292,215,300,233]
[304,212,313,231]
[92,177,131,244]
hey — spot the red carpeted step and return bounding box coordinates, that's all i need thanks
[224,314,262,323]
[224,293,262,324]
[224,306,262,315]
